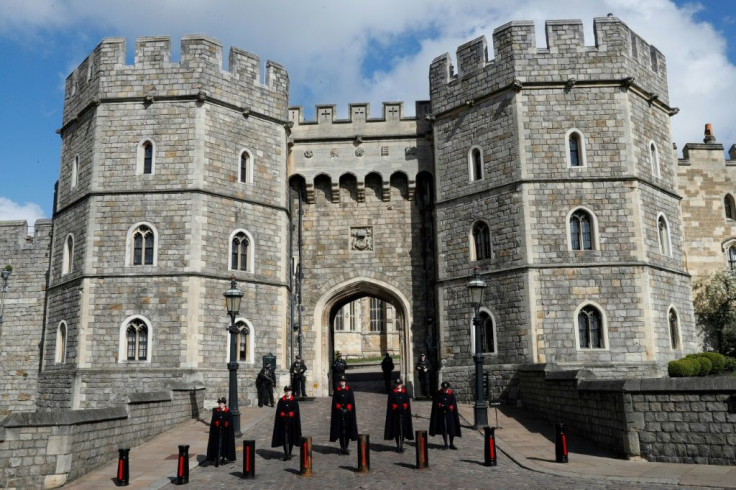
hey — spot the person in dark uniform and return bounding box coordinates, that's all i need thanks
[384,378,413,452]
[429,381,462,450]
[271,386,302,460]
[329,375,358,454]
[332,354,347,391]
[415,353,431,398]
[381,352,394,393]
[206,397,236,466]
[256,361,276,407]
[289,356,307,397]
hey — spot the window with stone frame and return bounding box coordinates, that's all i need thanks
[71,155,79,188]
[578,305,603,349]
[479,311,496,354]
[347,302,355,331]
[725,194,736,220]
[126,319,148,361]
[235,321,249,362]
[668,308,680,350]
[469,147,483,182]
[649,142,660,177]
[231,232,250,271]
[55,322,67,364]
[657,215,672,257]
[570,210,593,250]
[569,133,582,167]
[239,151,250,184]
[370,297,385,332]
[728,245,736,271]
[334,307,344,331]
[472,221,492,260]
[132,224,155,266]
[142,141,154,174]
[62,234,74,275]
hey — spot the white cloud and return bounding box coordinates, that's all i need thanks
[1,0,734,150]
[0,197,47,224]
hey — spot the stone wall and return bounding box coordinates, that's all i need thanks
[0,220,52,415]
[518,364,736,464]
[0,383,204,489]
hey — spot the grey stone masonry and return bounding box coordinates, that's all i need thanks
[0,220,52,415]
[518,364,736,465]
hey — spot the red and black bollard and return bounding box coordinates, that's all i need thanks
[484,426,497,466]
[300,436,312,476]
[176,445,189,485]
[415,430,428,469]
[555,423,568,463]
[243,440,256,479]
[357,434,370,473]
[116,448,130,486]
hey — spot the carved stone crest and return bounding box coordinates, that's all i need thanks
[350,227,373,252]
[405,146,417,157]
[304,150,313,158]
[355,148,365,157]
[330,148,339,158]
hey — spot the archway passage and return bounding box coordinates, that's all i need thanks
[312,278,414,398]
[330,294,402,393]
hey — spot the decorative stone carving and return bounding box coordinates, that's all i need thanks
[405,146,417,157]
[355,148,365,157]
[304,150,313,159]
[350,227,373,252]
[330,148,339,158]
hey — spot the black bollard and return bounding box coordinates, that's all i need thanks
[243,440,256,479]
[484,426,497,466]
[357,434,370,473]
[300,436,312,476]
[555,423,568,463]
[415,430,428,470]
[176,445,189,485]
[116,448,130,486]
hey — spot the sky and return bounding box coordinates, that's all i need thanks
[1,0,735,226]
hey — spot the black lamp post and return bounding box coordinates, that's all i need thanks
[467,266,488,428]
[0,266,11,329]
[224,277,244,438]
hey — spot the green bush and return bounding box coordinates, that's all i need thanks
[668,359,696,377]
[700,352,726,374]
[693,356,713,376]
[725,356,736,371]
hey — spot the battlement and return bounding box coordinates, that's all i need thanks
[0,219,52,248]
[289,101,431,140]
[62,35,289,126]
[430,16,668,115]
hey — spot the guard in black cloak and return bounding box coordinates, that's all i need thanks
[415,353,432,398]
[271,386,302,461]
[429,381,462,450]
[256,361,276,407]
[206,397,237,466]
[384,378,413,452]
[380,352,394,392]
[329,375,358,455]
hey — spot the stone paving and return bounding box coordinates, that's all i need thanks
[155,391,706,490]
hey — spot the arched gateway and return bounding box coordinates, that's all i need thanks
[310,278,414,397]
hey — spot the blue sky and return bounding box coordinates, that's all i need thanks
[1,0,735,225]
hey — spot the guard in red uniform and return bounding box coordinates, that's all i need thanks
[271,386,302,461]
[429,381,462,449]
[206,397,236,466]
[329,375,358,455]
[384,379,413,452]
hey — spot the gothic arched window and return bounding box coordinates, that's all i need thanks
[126,319,148,361]
[569,133,581,167]
[472,221,492,260]
[479,311,496,354]
[578,305,603,349]
[570,210,593,250]
[725,194,736,220]
[658,215,671,257]
[668,308,680,350]
[62,234,74,275]
[231,232,250,271]
[132,225,155,265]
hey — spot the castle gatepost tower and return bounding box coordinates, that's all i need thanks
[430,17,696,399]
[39,35,290,409]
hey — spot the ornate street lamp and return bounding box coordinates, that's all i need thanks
[466,266,488,428]
[224,277,244,437]
[0,265,12,330]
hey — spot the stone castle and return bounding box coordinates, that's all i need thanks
[2,15,735,416]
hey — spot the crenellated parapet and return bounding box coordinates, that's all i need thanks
[61,35,289,131]
[289,101,433,204]
[430,16,670,116]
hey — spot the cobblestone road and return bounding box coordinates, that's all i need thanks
[167,391,704,489]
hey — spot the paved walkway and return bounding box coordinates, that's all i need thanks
[65,391,735,489]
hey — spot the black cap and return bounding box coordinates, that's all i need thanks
[394,378,403,386]
[441,381,450,389]
[284,386,292,392]
[217,397,227,404]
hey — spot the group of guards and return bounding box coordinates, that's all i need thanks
[206,352,461,465]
